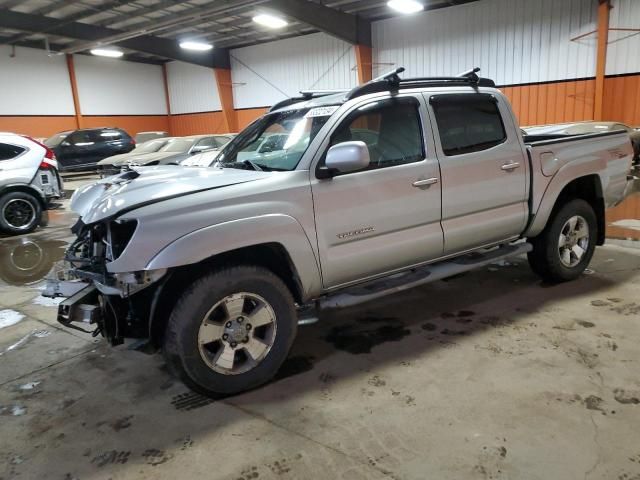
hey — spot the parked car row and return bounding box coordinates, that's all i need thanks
[97,134,234,177]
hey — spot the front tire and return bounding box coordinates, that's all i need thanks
[163,265,297,396]
[0,191,42,235]
[527,199,597,282]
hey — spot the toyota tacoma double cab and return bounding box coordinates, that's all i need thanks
[45,68,640,395]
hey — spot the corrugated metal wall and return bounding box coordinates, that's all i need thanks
[373,0,598,85]
[165,61,221,115]
[0,46,75,115]
[607,0,640,75]
[74,54,166,115]
[231,32,358,109]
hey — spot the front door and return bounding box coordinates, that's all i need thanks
[311,95,443,289]
[427,92,528,254]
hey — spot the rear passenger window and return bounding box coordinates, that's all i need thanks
[100,129,123,141]
[431,94,506,156]
[0,143,26,160]
[328,99,424,172]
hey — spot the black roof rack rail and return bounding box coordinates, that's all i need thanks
[269,89,349,112]
[344,66,495,101]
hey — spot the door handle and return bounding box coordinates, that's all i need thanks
[501,162,520,171]
[412,177,439,188]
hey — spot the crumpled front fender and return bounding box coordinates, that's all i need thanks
[145,214,323,299]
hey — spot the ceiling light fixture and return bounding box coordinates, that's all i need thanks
[90,48,123,58]
[387,0,424,14]
[252,13,288,29]
[179,40,213,51]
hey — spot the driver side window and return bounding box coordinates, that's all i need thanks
[328,99,424,172]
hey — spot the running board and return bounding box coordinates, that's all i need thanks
[318,242,533,310]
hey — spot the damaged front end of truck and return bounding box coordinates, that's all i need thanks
[46,217,167,346]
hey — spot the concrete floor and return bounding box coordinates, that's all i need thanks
[1,175,639,480]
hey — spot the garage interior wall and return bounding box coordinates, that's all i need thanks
[73,54,169,135]
[372,0,639,239]
[0,46,77,136]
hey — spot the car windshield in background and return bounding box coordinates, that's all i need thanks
[159,138,196,153]
[44,133,69,147]
[136,139,168,153]
[216,106,337,171]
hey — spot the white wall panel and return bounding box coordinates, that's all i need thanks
[231,32,358,109]
[0,46,75,115]
[373,0,598,86]
[74,55,166,115]
[166,61,221,114]
[607,0,640,75]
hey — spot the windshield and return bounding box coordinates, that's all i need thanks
[44,132,70,147]
[216,106,336,171]
[160,138,196,153]
[136,138,168,153]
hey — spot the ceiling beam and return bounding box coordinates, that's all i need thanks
[0,8,230,68]
[260,0,371,46]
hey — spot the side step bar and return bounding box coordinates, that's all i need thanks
[318,242,533,310]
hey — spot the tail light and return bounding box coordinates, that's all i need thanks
[22,135,57,161]
[129,137,136,146]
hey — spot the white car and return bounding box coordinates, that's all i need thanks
[179,148,221,167]
[0,133,63,235]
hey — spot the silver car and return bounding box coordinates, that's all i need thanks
[0,133,63,235]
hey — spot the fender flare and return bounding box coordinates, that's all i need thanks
[525,163,605,238]
[146,214,323,298]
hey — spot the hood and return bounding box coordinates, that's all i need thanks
[70,165,271,224]
[126,151,181,165]
[97,153,130,166]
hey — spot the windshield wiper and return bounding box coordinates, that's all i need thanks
[219,161,275,172]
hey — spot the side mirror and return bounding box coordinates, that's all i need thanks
[61,141,71,147]
[321,141,370,178]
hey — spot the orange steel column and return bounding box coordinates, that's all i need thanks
[594,0,611,120]
[355,44,372,84]
[162,63,172,134]
[214,68,238,133]
[66,54,83,129]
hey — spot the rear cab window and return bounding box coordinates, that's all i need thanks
[430,93,506,156]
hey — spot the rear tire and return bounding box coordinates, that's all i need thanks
[527,199,597,282]
[0,191,42,235]
[163,265,297,396]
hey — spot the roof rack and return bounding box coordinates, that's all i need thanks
[344,66,495,100]
[269,89,349,112]
[268,67,496,112]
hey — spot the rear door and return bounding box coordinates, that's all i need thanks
[427,92,528,254]
[311,95,443,288]
[56,130,99,169]
[98,129,134,159]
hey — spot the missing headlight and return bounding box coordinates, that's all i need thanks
[107,220,138,261]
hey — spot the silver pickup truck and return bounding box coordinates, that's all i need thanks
[46,68,640,395]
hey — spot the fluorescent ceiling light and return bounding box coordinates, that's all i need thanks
[252,13,288,29]
[90,48,123,58]
[387,0,424,14]
[179,41,213,51]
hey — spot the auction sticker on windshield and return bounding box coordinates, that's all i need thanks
[305,106,339,118]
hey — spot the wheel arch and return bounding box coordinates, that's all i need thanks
[0,184,47,209]
[526,173,606,245]
[147,242,308,349]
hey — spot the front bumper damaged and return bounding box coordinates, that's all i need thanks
[56,284,101,335]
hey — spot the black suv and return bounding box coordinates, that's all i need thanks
[45,127,135,172]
